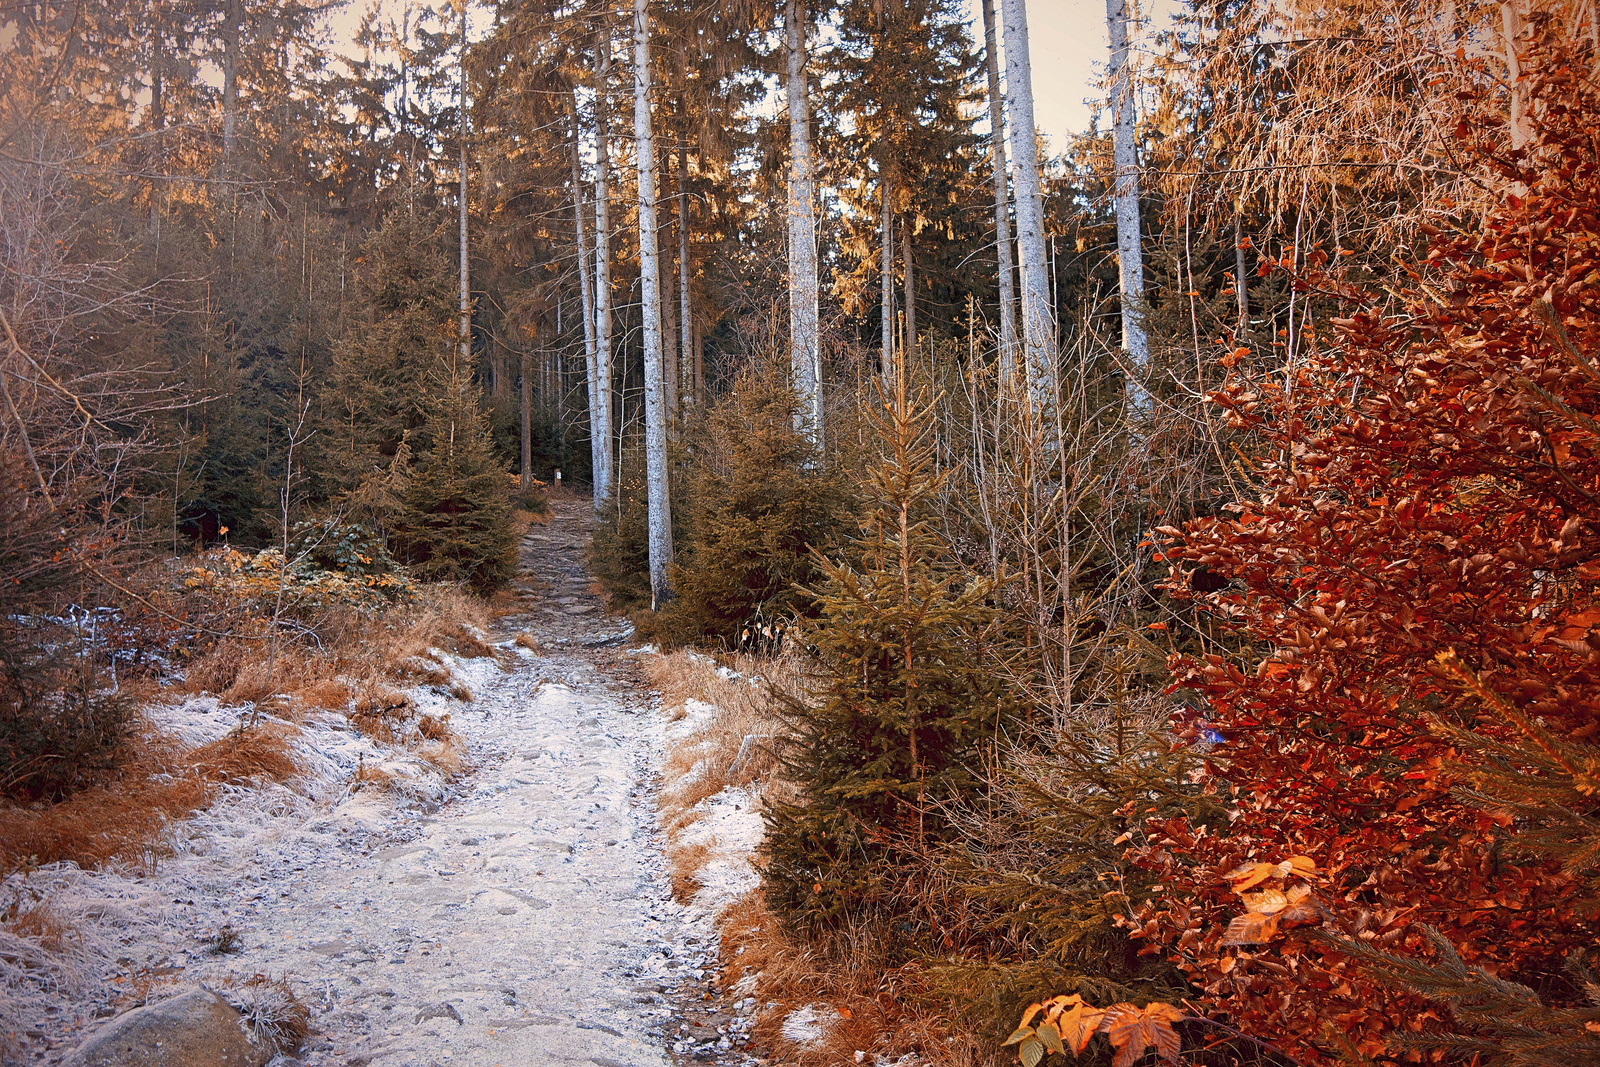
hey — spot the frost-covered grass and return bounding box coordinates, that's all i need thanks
[644,646,983,1067]
[0,588,509,1063]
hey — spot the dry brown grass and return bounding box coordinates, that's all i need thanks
[718,893,988,1067]
[647,649,798,836]
[0,721,299,872]
[513,631,541,653]
[220,974,311,1057]
[417,733,466,777]
[667,839,713,902]
[292,678,353,714]
[186,722,300,784]
[1,580,500,877]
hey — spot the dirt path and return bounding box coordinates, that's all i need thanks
[238,497,692,1066]
[291,496,716,1067]
[31,499,728,1067]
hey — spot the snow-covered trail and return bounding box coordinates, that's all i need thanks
[24,499,724,1067]
[251,498,690,1067]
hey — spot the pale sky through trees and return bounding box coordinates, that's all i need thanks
[326,0,1174,150]
[958,0,1179,147]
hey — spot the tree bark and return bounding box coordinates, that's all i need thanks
[902,220,916,373]
[1105,0,1148,405]
[981,0,1017,383]
[634,0,673,608]
[1000,0,1056,408]
[677,145,694,412]
[458,6,471,378]
[521,349,533,491]
[222,0,240,156]
[881,176,895,394]
[660,144,679,431]
[593,29,616,512]
[150,20,165,238]
[572,100,601,501]
[785,0,821,441]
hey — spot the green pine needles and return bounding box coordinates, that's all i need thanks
[391,359,518,593]
[762,378,1011,944]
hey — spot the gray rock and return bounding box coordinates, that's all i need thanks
[61,988,271,1067]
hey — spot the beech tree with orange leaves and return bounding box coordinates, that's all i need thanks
[1132,20,1600,1065]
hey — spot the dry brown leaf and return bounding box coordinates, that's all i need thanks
[1222,909,1282,945]
[1054,998,1107,1055]
[1226,861,1275,892]
[1241,887,1291,914]
[1100,1002,1184,1067]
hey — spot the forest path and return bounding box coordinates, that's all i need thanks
[260,497,693,1067]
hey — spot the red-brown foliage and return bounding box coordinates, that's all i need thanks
[1131,26,1600,1064]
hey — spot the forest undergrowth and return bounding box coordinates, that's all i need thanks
[606,24,1600,1067]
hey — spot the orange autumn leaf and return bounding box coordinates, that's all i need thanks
[1047,996,1106,1056]
[1100,1003,1183,1067]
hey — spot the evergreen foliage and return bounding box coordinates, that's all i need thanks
[762,381,1010,942]
[391,361,518,593]
[936,708,1210,1031]
[589,445,658,616]
[321,210,457,518]
[647,361,854,647]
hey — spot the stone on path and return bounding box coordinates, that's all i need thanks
[61,988,274,1067]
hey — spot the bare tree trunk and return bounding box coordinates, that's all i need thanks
[150,21,165,238]
[593,30,616,512]
[692,314,702,406]
[223,0,240,156]
[571,101,601,504]
[660,147,679,431]
[677,146,694,411]
[1000,0,1057,409]
[1234,208,1249,338]
[457,6,471,377]
[1500,2,1532,148]
[634,0,673,608]
[521,349,532,491]
[1105,0,1148,405]
[981,0,1017,382]
[881,177,895,394]
[785,0,821,441]
[902,220,916,374]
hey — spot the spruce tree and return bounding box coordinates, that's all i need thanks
[762,378,1011,942]
[651,360,853,646]
[393,358,518,593]
[321,210,456,518]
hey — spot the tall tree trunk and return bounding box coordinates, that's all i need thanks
[457,6,471,377]
[593,30,616,512]
[677,145,694,411]
[634,0,673,608]
[572,102,600,498]
[880,176,895,393]
[660,144,679,431]
[1000,0,1056,408]
[981,0,1017,382]
[521,349,533,491]
[223,0,240,157]
[785,0,821,440]
[902,220,916,372]
[1105,0,1148,404]
[150,21,165,238]
[1234,208,1249,338]
[692,313,702,407]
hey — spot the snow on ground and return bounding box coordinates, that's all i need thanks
[4,628,706,1067]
